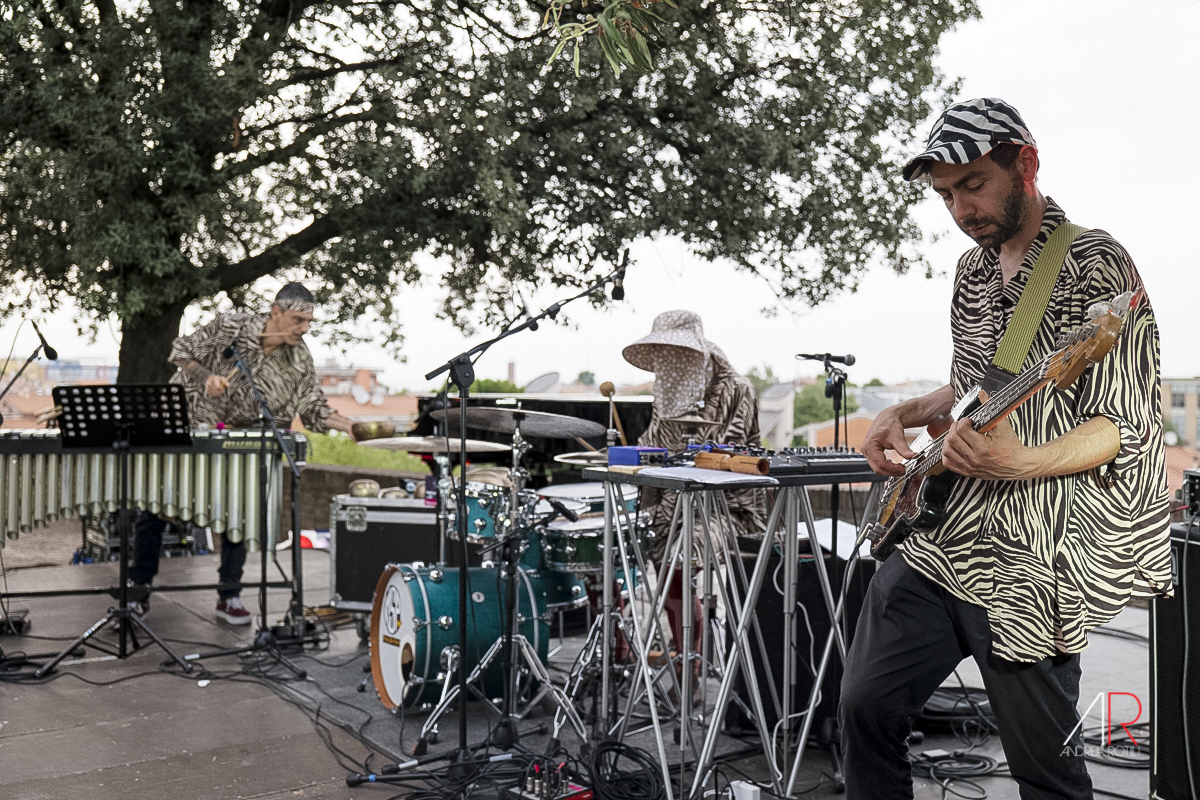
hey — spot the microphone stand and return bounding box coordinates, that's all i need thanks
[0,341,47,427]
[176,337,314,676]
[424,265,624,776]
[822,358,849,620]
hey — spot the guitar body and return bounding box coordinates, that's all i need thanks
[868,390,983,561]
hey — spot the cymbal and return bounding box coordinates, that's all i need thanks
[553,450,609,466]
[431,407,605,439]
[358,436,510,454]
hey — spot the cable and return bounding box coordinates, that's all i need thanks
[1184,516,1198,799]
[590,741,666,800]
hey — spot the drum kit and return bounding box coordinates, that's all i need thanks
[364,404,647,751]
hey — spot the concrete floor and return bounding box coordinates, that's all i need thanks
[0,532,1152,800]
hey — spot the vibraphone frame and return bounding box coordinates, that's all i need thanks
[0,433,304,648]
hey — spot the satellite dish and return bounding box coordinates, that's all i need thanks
[1166,430,1180,447]
[351,384,371,404]
[524,372,560,393]
[762,382,795,401]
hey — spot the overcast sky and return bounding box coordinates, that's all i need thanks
[6,0,1198,392]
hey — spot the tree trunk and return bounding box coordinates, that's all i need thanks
[116,301,190,384]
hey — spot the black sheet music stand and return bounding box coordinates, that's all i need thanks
[35,384,194,676]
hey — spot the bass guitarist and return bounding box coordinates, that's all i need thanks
[845,98,1171,799]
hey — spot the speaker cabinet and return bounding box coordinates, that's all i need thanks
[1151,521,1200,799]
[725,537,876,732]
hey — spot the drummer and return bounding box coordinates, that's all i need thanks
[622,310,765,652]
[127,283,356,624]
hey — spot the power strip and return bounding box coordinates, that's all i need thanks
[502,782,593,800]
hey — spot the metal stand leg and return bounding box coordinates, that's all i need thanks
[784,483,883,796]
[690,495,788,798]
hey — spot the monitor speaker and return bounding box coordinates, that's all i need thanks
[1151,521,1200,799]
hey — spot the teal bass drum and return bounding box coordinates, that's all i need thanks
[370,563,550,710]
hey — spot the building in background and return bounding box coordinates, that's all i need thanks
[1163,377,1199,448]
[0,358,117,428]
[315,361,418,431]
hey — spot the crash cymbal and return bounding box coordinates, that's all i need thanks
[431,407,605,439]
[358,435,510,454]
[553,450,609,466]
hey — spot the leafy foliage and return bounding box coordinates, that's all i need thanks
[794,374,858,428]
[576,370,595,385]
[745,364,781,396]
[0,0,976,381]
[306,431,430,473]
[467,378,525,393]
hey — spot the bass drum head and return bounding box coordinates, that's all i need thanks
[369,564,419,710]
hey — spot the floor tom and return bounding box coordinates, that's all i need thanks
[369,563,549,710]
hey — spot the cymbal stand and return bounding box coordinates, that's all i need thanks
[423,259,626,776]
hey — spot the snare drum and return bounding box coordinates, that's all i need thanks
[369,563,549,710]
[536,482,638,515]
[540,512,653,574]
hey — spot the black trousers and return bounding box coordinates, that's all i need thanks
[839,554,1092,800]
[129,511,247,600]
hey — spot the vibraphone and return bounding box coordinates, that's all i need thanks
[0,428,307,552]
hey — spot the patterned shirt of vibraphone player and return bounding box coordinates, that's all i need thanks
[897,198,1172,663]
[168,312,334,432]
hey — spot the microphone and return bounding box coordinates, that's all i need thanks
[31,321,57,361]
[222,337,239,360]
[796,352,855,366]
[548,499,579,523]
[611,249,629,301]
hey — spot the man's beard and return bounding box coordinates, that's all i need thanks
[959,176,1028,249]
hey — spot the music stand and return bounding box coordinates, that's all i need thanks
[36,384,194,677]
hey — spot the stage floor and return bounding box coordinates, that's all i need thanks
[0,526,1150,800]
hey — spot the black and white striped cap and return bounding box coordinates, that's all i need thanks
[902,98,1036,182]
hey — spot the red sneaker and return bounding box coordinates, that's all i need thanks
[215,597,253,625]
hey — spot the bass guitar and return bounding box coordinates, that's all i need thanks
[866,290,1141,561]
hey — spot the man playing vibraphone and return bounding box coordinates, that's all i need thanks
[128,283,355,624]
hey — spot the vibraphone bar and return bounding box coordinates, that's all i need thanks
[0,427,306,600]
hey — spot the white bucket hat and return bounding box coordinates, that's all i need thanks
[623,310,725,419]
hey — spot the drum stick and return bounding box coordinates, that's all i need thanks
[574,437,598,452]
[599,381,629,446]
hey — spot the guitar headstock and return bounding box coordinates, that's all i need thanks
[1046,290,1140,389]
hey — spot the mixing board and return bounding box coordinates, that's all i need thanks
[767,447,871,475]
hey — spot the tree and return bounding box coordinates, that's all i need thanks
[865,377,885,387]
[466,378,524,394]
[745,364,780,396]
[576,370,595,386]
[794,374,858,428]
[0,0,977,382]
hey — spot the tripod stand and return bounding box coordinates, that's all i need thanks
[36,385,195,677]
[175,337,314,677]
[423,255,627,778]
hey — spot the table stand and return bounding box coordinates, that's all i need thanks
[36,385,195,677]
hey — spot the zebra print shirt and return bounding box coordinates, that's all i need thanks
[898,198,1172,663]
[168,312,334,433]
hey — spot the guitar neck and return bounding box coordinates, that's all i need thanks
[910,354,1054,477]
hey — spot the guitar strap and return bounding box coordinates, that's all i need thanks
[981,221,1088,394]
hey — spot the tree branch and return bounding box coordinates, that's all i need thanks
[215,212,342,292]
